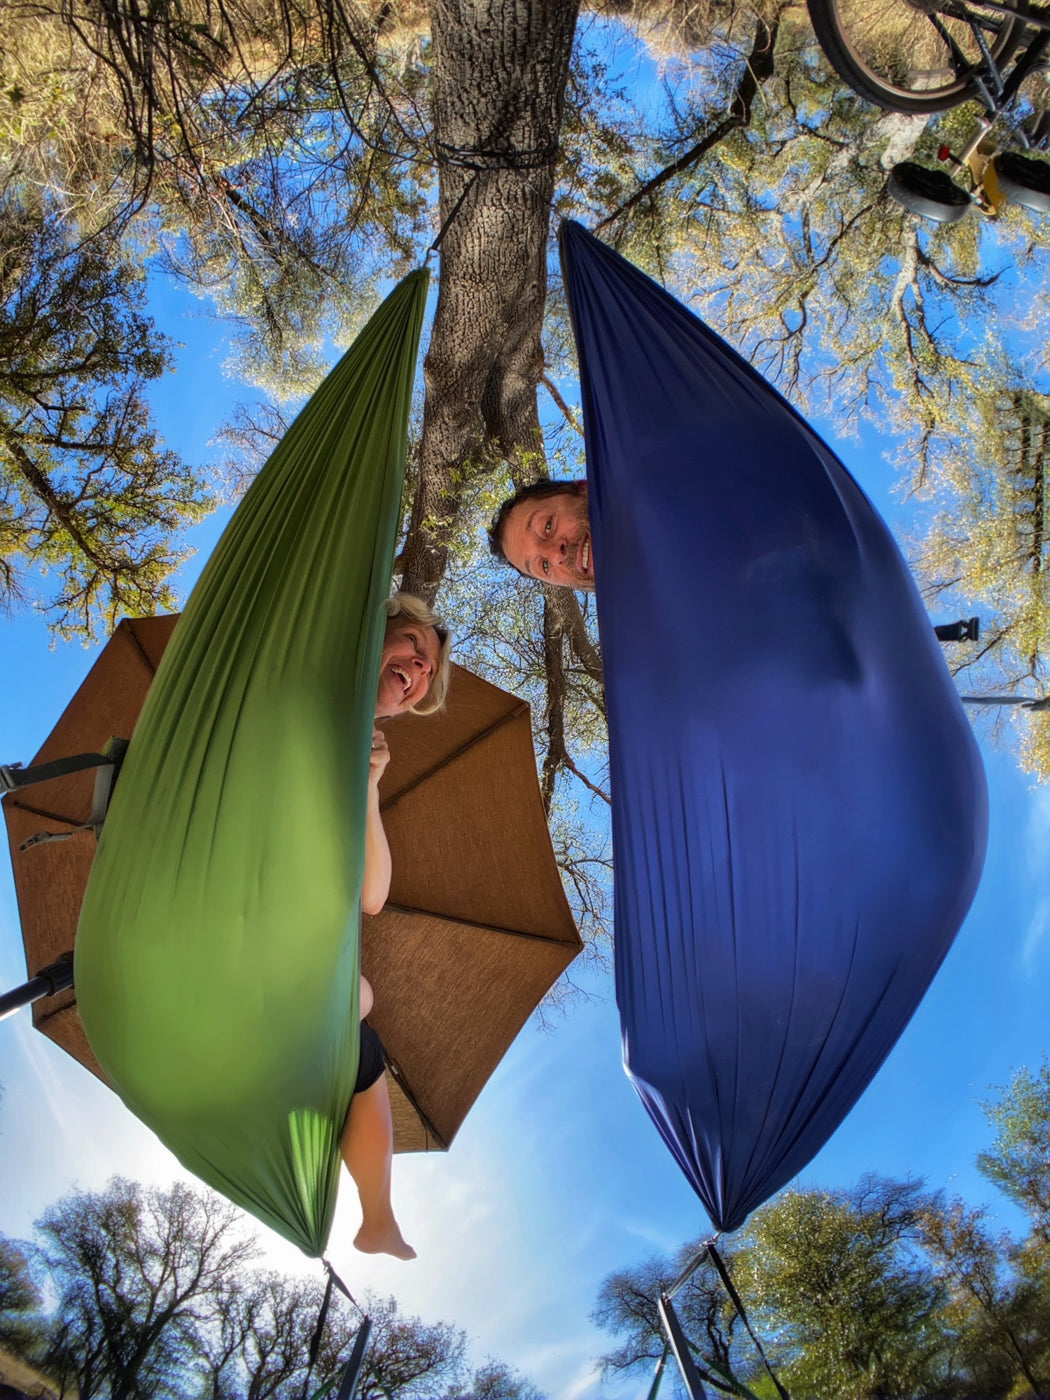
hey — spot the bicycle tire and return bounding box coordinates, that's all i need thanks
[1027,109,1050,150]
[990,150,1050,209]
[887,161,974,219]
[808,0,1026,113]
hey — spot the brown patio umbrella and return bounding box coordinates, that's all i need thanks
[3,615,582,1151]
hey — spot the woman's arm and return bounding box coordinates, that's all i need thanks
[362,726,392,915]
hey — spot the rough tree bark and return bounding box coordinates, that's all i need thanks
[399,0,580,603]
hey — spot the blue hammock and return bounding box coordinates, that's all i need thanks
[560,221,988,1233]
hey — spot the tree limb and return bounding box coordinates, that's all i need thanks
[596,14,779,231]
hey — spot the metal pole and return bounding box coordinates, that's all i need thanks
[961,695,1050,709]
[645,1344,670,1400]
[666,1242,712,1299]
[658,1291,708,1400]
[0,953,74,1023]
[335,1316,372,1400]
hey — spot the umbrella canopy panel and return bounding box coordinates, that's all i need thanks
[367,664,582,1151]
[5,637,581,1154]
[4,615,179,1080]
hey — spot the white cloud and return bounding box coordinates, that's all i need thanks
[1021,902,1050,970]
[1020,791,1050,970]
[1024,788,1050,870]
[0,1019,194,1236]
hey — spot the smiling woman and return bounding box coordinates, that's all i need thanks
[365,592,451,919]
[376,593,452,718]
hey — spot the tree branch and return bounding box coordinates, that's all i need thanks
[596,14,779,231]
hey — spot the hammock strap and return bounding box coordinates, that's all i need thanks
[11,738,129,851]
[308,1259,365,1371]
[707,1244,790,1400]
[307,1270,335,1375]
[1,752,113,791]
[429,173,479,254]
[302,1264,371,1400]
[659,1244,764,1400]
[961,695,1050,710]
[324,1259,364,1317]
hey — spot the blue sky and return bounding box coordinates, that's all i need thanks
[3,236,1050,1400]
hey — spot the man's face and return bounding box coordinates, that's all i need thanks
[500,485,594,591]
[375,619,441,717]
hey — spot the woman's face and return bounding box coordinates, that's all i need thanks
[375,618,441,718]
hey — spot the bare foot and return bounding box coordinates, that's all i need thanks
[354,1220,417,1261]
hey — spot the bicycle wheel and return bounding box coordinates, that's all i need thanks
[990,149,1050,209]
[887,161,974,219]
[808,0,1025,113]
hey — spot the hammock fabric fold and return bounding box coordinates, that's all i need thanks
[560,222,987,1234]
[75,271,429,1255]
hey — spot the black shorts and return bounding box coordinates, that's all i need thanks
[355,1022,386,1095]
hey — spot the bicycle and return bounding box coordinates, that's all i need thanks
[806,0,1050,116]
[806,0,1050,219]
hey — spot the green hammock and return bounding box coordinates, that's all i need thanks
[75,270,429,1256]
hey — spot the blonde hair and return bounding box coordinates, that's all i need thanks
[383,592,452,715]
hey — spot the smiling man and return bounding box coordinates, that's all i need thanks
[487,479,594,591]
[488,478,980,645]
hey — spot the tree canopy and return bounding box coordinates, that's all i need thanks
[0,189,212,636]
[2,1175,544,1400]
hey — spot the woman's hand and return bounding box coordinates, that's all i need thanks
[369,726,391,787]
[363,727,393,915]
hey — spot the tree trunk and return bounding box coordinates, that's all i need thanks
[399,0,579,602]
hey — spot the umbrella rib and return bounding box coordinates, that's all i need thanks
[379,703,530,813]
[2,800,88,826]
[384,1057,449,1150]
[125,618,163,676]
[380,902,578,946]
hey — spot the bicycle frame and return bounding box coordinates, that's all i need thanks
[932,0,1050,138]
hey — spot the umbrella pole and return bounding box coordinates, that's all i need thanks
[0,952,74,1023]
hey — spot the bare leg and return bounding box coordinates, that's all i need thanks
[340,1073,416,1260]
